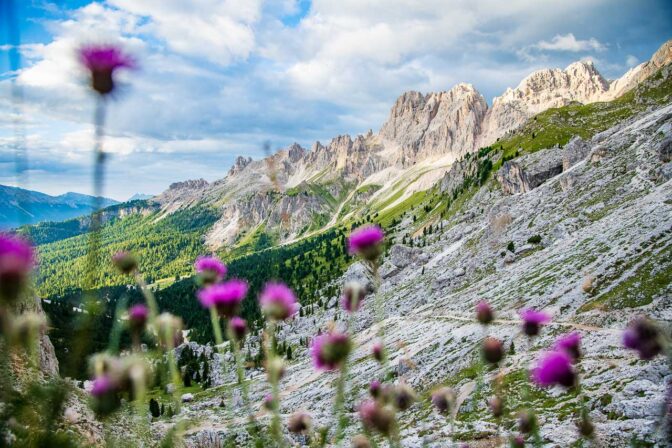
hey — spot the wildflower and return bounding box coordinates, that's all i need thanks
[510,435,525,447]
[518,410,537,434]
[554,332,582,362]
[262,393,276,411]
[532,351,576,388]
[482,337,504,365]
[228,316,247,341]
[341,281,367,312]
[347,225,384,260]
[311,331,352,371]
[259,282,298,320]
[352,434,372,448]
[371,342,385,363]
[369,380,382,398]
[0,234,34,302]
[127,304,148,334]
[112,251,137,274]
[89,374,121,417]
[393,383,416,411]
[198,279,248,317]
[488,396,504,418]
[475,300,494,324]
[288,411,312,434]
[431,387,455,415]
[520,309,550,336]
[194,256,227,285]
[359,399,395,436]
[79,44,134,95]
[623,317,663,360]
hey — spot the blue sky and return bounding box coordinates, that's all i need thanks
[0,0,670,200]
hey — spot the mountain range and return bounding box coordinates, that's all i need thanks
[0,184,118,229]
[17,38,672,447]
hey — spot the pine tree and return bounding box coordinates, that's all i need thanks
[149,398,161,418]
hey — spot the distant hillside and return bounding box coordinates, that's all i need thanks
[0,185,118,229]
[128,193,153,201]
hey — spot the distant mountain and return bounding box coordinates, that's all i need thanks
[128,193,153,201]
[0,185,119,229]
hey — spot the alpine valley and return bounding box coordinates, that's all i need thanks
[19,39,672,447]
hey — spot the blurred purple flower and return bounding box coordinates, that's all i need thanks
[623,317,663,360]
[359,399,394,435]
[554,332,582,362]
[311,331,351,371]
[532,351,576,388]
[229,316,247,340]
[128,304,149,333]
[0,234,34,301]
[194,256,227,284]
[347,225,384,259]
[112,251,137,274]
[371,342,384,362]
[90,375,116,397]
[341,281,367,313]
[369,380,382,398]
[520,309,551,336]
[475,300,494,324]
[259,282,298,320]
[197,279,248,317]
[79,44,134,95]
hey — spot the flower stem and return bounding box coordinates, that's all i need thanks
[266,320,284,447]
[226,322,255,428]
[107,295,128,355]
[135,273,159,324]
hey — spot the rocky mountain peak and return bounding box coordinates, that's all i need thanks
[228,156,253,176]
[287,143,306,162]
[167,179,209,191]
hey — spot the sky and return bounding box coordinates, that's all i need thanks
[0,0,670,201]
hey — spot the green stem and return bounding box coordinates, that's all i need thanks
[334,312,356,444]
[164,326,181,413]
[107,295,128,355]
[226,322,254,427]
[267,321,284,447]
[209,308,224,346]
[135,273,159,323]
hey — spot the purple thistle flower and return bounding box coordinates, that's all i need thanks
[369,380,382,398]
[482,337,504,365]
[347,225,384,260]
[229,316,247,341]
[554,332,582,362]
[259,282,298,321]
[112,251,137,274]
[197,279,248,317]
[194,256,227,285]
[520,309,551,336]
[262,393,275,411]
[128,304,149,333]
[341,281,367,313]
[90,375,116,397]
[510,435,525,448]
[532,351,576,388]
[371,342,385,362]
[0,234,34,302]
[623,317,663,360]
[310,331,352,371]
[79,44,134,95]
[475,300,494,324]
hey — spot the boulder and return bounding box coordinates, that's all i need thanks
[343,261,376,294]
[181,393,194,403]
[388,244,421,268]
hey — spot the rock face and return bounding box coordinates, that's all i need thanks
[379,84,488,165]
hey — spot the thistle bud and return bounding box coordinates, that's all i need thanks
[262,393,276,411]
[518,410,537,434]
[392,383,416,411]
[623,317,663,360]
[482,337,504,365]
[229,317,248,341]
[431,387,455,415]
[475,300,494,324]
[369,380,382,398]
[359,400,395,436]
[488,396,504,418]
[155,313,183,349]
[112,251,137,274]
[0,234,34,304]
[510,435,525,448]
[372,342,385,363]
[352,434,371,448]
[341,281,366,312]
[288,411,312,434]
[127,304,148,335]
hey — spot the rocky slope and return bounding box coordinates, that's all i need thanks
[133,40,672,251]
[174,93,672,448]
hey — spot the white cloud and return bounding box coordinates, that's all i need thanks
[626,54,640,67]
[108,0,262,65]
[534,33,606,52]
